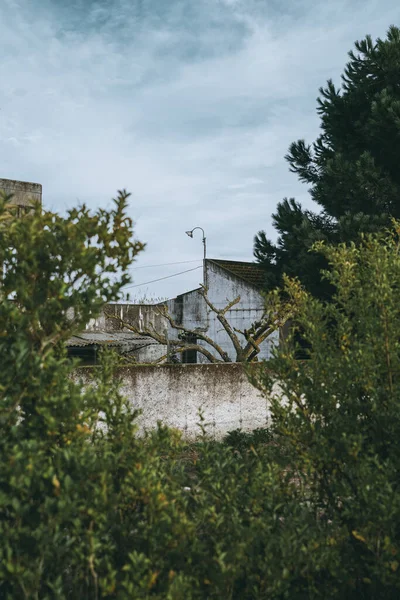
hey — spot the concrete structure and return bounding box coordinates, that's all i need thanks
[66,331,166,364]
[73,363,277,438]
[66,303,167,364]
[0,178,42,214]
[166,259,278,363]
[67,261,279,365]
[86,303,167,336]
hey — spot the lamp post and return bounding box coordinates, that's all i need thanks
[185,226,206,287]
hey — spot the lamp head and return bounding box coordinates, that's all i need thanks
[185,230,193,238]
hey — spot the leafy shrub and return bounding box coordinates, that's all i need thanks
[223,427,273,451]
[1,192,400,598]
[251,225,400,598]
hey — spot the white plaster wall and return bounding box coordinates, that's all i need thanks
[127,343,167,363]
[204,262,278,361]
[166,262,278,363]
[73,363,279,439]
[86,303,168,334]
[166,288,207,329]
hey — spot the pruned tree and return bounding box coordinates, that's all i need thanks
[104,285,292,364]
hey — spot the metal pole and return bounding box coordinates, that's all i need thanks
[186,226,207,288]
[202,234,207,289]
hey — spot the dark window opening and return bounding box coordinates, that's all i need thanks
[182,333,197,364]
[67,346,98,366]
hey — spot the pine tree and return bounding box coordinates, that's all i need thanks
[255,25,400,297]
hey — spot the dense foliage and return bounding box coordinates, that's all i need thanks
[1,192,400,598]
[254,25,400,298]
[251,225,400,597]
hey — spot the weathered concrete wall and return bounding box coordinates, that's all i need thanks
[73,363,275,439]
[128,341,167,363]
[0,178,42,209]
[86,303,168,335]
[205,261,278,360]
[167,261,278,363]
[168,287,207,329]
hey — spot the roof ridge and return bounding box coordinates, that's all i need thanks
[206,259,265,289]
[208,258,261,265]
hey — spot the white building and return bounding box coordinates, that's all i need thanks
[66,303,168,364]
[166,259,278,363]
[66,259,279,365]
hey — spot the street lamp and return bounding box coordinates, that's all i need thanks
[185,226,207,287]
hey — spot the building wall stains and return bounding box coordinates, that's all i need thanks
[86,303,168,336]
[166,261,278,363]
[73,362,281,439]
[0,178,42,213]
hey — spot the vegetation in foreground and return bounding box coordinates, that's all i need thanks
[1,189,400,598]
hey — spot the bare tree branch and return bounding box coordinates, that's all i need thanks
[104,287,292,364]
[154,304,231,362]
[234,326,260,360]
[199,286,244,360]
[123,343,222,366]
[104,309,228,363]
[104,312,168,345]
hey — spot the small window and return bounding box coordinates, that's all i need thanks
[182,333,197,364]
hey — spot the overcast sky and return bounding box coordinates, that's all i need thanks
[1,0,398,299]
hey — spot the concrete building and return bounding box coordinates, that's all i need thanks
[0,178,42,214]
[66,331,166,364]
[66,303,168,364]
[166,259,278,363]
[66,262,278,365]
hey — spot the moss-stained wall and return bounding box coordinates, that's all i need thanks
[72,363,280,439]
[0,178,42,209]
[85,303,168,335]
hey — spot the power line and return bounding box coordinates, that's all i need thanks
[123,266,202,290]
[130,259,202,270]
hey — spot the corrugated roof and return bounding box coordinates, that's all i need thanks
[66,332,158,348]
[208,259,265,289]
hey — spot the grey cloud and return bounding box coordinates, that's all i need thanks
[0,0,398,300]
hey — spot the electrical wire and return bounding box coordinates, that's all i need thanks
[131,259,202,270]
[122,265,202,290]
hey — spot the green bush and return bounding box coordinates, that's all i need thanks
[251,225,400,598]
[1,192,400,598]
